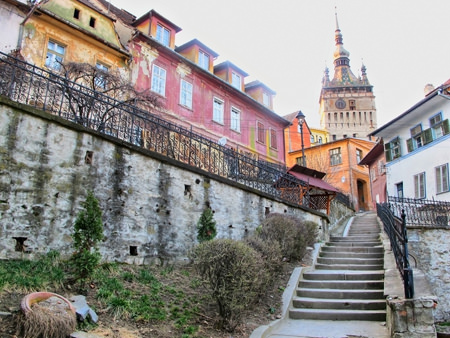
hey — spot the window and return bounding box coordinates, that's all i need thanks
[213,98,224,124]
[356,149,363,164]
[231,72,241,90]
[329,147,342,166]
[180,79,193,109]
[95,62,109,89]
[377,160,385,175]
[318,136,323,144]
[396,182,404,198]
[198,50,209,70]
[230,107,240,132]
[257,121,265,144]
[406,124,433,152]
[384,137,401,162]
[430,113,450,139]
[414,172,426,199]
[73,8,80,19]
[45,40,65,71]
[436,164,449,194]
[151,64,166,96]
[89,16,96,28]
[156,24,170,46]
[370,168,376,182]
[263,92,269,107]
[270,128,277,149]
[310,134,315,143]
[349,99,356,110]
[296,156,306,165]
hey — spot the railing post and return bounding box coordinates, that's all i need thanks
[402,209,414,298]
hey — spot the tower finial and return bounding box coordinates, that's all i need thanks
[335,6,339,30]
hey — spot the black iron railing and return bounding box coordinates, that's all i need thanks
[388,196,450,228]
[0,51,340,211]
[377,203,414,298]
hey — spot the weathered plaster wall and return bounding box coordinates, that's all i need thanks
[408,228,450,321]
[0,101,337,264]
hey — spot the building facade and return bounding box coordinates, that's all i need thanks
[289,137,375,211]
[370,80,450,201]
[319,15,377,141]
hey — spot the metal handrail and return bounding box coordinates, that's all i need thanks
[0,51,345,211]
[377,203,414,298]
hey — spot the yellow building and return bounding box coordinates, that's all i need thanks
[19,0,129,73]
[309,127,329,147]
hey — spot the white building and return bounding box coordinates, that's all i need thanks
[370,80,450,201]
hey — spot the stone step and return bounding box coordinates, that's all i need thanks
[316,257,384,265]
[321,246,383,253]
[315,263,384,270]
[324,241,382,247]
[289,308,386,321]
[292,297,386,310]
[296,288,384,299]
[330,236,380,242]
[298,279,384,290]
[302,270,385,281]
[319,251,384,259]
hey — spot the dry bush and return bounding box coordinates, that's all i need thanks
[245,236,283,292]
[190,239,269,332]
[257,213,318,261]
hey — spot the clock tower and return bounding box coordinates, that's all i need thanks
[319,14,377,141]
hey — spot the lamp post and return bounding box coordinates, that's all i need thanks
[296,110,306,166]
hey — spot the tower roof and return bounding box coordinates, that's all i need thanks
[324,11,371,89]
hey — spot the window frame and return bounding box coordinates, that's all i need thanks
[151,64,166,96]
[269,128,277,149]
[156,24,170,46]
[257,121,265,144]
[413,172,426,199]
[198,50,209,70]
[45,39,66,71]
[95,62,109,89]
[212,97,224,124]
[356,148,363,164]
[179,79,193,109]
[230,106,241,132]
[329,147,342,166]
[231,72,241,90]
[436,163,449,194]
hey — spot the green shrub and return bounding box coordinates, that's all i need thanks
[70,191,104,284]
[196,208,217,242]
[257,213,318,261]
[190,239,267,331]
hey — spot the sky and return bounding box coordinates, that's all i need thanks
[109,0,450,128]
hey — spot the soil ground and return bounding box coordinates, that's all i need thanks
[0,251,313,338]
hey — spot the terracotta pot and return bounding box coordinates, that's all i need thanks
[20,292,75,314]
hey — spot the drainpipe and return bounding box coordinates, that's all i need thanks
[17,0,50,50]
[347,138,355,210]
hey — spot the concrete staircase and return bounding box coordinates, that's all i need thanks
[289,213,386,321]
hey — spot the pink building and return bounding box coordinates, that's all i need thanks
[128,10,289,165]
[359,142,387,209]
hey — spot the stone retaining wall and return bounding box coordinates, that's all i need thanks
[0,100,351,264]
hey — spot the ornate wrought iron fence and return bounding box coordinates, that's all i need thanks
[0,51,333,210]
[377,203,414,298]
[388,196,450,228]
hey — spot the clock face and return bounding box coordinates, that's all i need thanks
[335,99,346,109]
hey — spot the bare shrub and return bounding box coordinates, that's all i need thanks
[190,239,268,332]
[257,213,318,261]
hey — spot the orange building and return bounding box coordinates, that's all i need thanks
[287,137,375,211]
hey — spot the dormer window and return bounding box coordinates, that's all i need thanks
[156,24,170,47]
[73,8,80,19]
[198,50,209,70]
[231,72,241,90]
[89,16,96,28]
[263,92,269,107]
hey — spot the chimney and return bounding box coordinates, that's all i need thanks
[424,84,435,96]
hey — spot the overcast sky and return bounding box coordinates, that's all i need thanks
[110,0,450,128]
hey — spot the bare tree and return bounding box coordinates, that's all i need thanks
[57,62,160,135]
